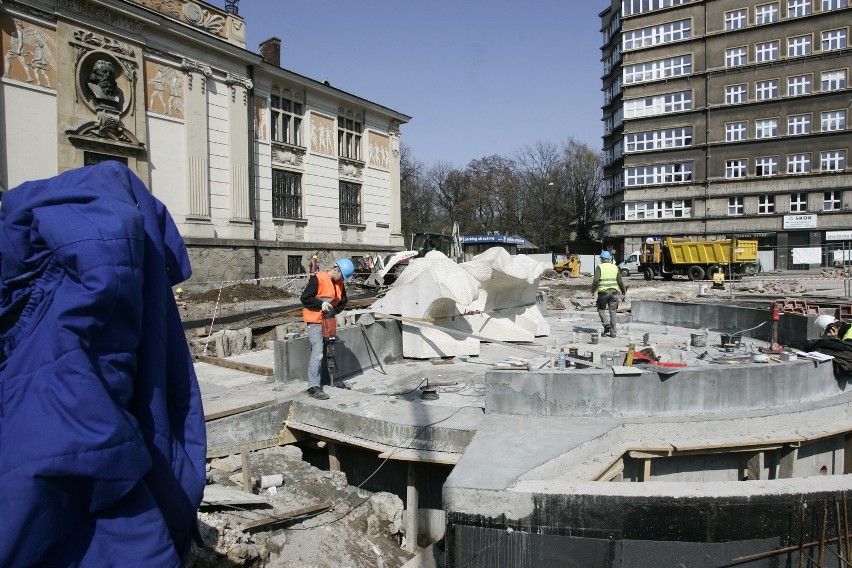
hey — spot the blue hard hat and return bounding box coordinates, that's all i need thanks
[335,258,355,280]
[600,251,612,260]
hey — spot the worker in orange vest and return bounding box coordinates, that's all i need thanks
[308,254,320,275]
[300,258,354,399]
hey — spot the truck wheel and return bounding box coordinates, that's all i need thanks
[643,267,654,280]
[620,267,630,277]
[687,265,705,281]
[707,265,721,278]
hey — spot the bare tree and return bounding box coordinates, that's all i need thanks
[465,155,518,234]
[400,143,437,237]
[428,161,471,230]
[514,141,572,250]
[562,139,603,241]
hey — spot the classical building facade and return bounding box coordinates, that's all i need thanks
[0,0,410,286]
[600,0,851,269]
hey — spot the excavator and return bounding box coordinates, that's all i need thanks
[363,224,462,287]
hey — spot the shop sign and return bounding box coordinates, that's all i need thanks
[783,214,817,229]
[826,230,852,241]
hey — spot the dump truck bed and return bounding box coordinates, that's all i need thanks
[665,237,758,264]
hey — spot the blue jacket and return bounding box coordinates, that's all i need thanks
[0,163,206,566]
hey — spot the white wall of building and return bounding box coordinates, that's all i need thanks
[207,79,231,233]
[147,114,186,221]
[1,81,57,189]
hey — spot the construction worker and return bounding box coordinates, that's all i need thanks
[301,258,354,399]
[815,315,852,341]
[308,254,320,275]
[591,251,626,338]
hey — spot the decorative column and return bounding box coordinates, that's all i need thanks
[388,120,403,247]
[181,58,213,236]
[225,72,253,239]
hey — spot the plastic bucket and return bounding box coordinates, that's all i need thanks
[698,283,710,296]
[690,333,708,347]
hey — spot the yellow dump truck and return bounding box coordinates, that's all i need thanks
[639,237,760,281]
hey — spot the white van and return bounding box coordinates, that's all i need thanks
[618,251,641,276]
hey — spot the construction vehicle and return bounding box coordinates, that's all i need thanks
[639,236,759,281]
[553,254,581,277]
[363,228,460,287]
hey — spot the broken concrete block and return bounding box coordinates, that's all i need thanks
[257,474,284,489]
[367,491,404,538]
[209,455,243,473]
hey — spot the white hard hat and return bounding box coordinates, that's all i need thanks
[815,314,838,333]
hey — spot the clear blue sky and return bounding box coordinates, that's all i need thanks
[233,1,605,167]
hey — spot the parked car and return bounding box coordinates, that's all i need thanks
[618,251,641,276]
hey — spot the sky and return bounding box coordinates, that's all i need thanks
[234,1,605,167]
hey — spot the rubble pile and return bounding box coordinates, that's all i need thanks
[820,266,852,278]
[194,445,412,568]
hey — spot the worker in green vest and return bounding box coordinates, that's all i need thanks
[815,315,852,341]
[591,251,626,338]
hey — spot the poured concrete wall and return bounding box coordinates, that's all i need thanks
[274,319,402,383]
[631,300,813,348]
[486,360,842,417]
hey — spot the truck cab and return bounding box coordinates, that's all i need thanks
[618,251,641,276]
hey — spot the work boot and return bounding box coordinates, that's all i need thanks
[332,380,350,390]
[609,329,617,338]
[603,325,612,337]
[307,386,329,400]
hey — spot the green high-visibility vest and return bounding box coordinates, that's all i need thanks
[597,262,620,292]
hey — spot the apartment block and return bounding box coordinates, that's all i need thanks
[601,0,851,269]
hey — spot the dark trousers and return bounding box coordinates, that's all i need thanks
[596,289,620,333]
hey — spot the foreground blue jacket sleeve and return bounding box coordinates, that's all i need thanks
[0,162,207,567]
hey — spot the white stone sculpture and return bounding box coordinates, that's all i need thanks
[371,247,549,359]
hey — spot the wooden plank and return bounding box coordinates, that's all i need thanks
[595,458,625,482]
[241,503,332,532]
[202,485,270,508]
[376,448,460,465]
[328,443,341,472]
[204,398,276,421]
[196,354,274,377]
[241,449,252,494]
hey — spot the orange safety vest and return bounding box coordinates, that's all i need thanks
[302,271,344,324]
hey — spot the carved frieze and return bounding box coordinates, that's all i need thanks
[57,0,144,35]
[368,131,390,170]
[310,114,335,157]
[1,13,57,88]
[145,59,184,119]
[338,158,363,180]
[126,0,226,37]
[271,143,305,169]
[255,96,268,140]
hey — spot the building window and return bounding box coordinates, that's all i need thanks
[624,199,692,220]
[756,156,779,176]
[755,80,779,100]
[787,153,811,173]
[339,181,361,224]
[726,121,748,141]
[790,192,808,212]
[728,196,745,216]
[824,190,842,210]
[821,150,847,171]
[822,29,848,51]
[822,0,848,9]
[625,127,693,152]
[623,55,692,85]
[755,2,780,23]
[726,84,748,104]
[270,94,303,146]
[787,114,812,135]
[787,35,812,56]
[821,70,847,91]
[755,118,779,138]
[821,110,847,131]
[623,19,691,50]
[726,46,748,67]
[725,9,747,29]
[337,115,362,160]
[625,162,693,186]
[726,159,748,178]
[756,41,780,62]
[758,195,776,214]
[787,74,812,95]
[623,0,694,17]
[660,199,692,218]
[624,91,692,118]
[271,169,302,219]
[788,0,813,16]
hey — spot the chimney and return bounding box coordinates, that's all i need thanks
[259,37,281,67]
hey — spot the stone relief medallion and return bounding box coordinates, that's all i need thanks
[368,131,390,170]
[145,59,184,119]
[255,96,268,141]
[309,113,335,156]
[78,51,131,116]
[1,14,57,88]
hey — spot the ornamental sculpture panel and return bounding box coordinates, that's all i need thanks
[368,131,390,170]
[310,114,335,157]
[145,59,184,119]
[1,14,57,88]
